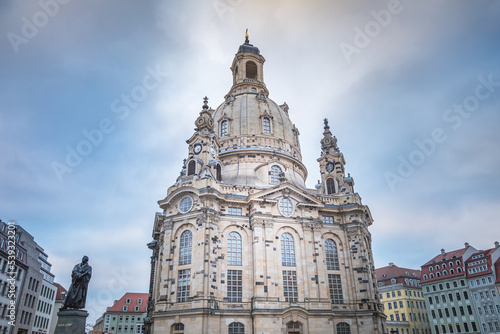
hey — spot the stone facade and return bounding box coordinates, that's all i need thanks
[147,36,385,334]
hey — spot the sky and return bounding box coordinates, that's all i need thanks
[1,0,500,325]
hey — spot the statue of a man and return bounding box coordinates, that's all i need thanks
[62,256,92,309]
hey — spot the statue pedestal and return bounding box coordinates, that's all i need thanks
[54,309,88,334]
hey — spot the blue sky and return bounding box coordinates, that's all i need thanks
[1,0,500,324]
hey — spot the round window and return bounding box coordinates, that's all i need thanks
[179,196,193,213]
[278,197,294,217]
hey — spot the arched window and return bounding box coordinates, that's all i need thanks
[270,165,282,184]
[262,117,271,133]
[436,272,441,277]
[325,239,340,270]
[337,322,351,334]
[228,322,245,334]
[227,232,242,266]
[246,61,257,79]
[326,178,336,194]
[457,267,462,273]
[179,230,192,265]
[429,267,433,271]
[172,323,184,334]
[187,160,196,176]
[443,270,448,276]
[281,233,296,267]
[287,321,302,333]
[221,120,228,136]
[216,164,222,181]
[435,265,440,270]
[430,273,434,279]
[450,269,455,275]
[423,274,428,280]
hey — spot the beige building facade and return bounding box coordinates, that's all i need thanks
[147,35,385,334]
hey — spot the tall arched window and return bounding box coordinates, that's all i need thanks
[337,322,351,334]
[228,322,245,334]
[221,120,228,136]
[179,230,192,265]
[262,117,271,133]
[172,323,184,334]
[227,232,242,266]
[187,160,196,176]
[270,165,282,184]
[216,164,222,181]
[325,239,340,270]
[281,233,296,267]
[246,61,257,79]
[326,178,336,194]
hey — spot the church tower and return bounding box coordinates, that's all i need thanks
[146,34,385,334]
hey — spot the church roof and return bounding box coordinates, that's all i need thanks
[238,37,260,55]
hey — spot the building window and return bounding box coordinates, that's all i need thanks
[227,232,242,266]
[337,322,350,334]
[278,198,293,217]
[281,233,296,267]
[270,165,282,184]
[322,216,334,224]
[262,117,271,133]
[221,120,228,136]
[325,239,340,270]
[172,323,184,334]
[137,299,142,305]
[126,298,131,304]
[216,164,222,181]
[228,322,245,334]
[328,274,343,304]
[134,306,139,312]
[179,230,192,265]
[227,207,242,215]
[326,178,336,194]
[246,61,257,79]
[123,306,127,312]
[177,269,191,302]
[227,270,242,302]
[287,322,303,332]
[179,196,193,213]
[282,270,298,303]
[187,160,196,176]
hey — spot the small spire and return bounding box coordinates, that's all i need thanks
[245,28,249,44]
[203,96,209,109]
[323,118,330,131]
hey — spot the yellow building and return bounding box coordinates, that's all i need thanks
[376,263,431,334]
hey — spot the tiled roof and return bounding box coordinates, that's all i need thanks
[422,248,467,266]
[54,283,68,301]
[376,264,421,280]
[107,292,148,313]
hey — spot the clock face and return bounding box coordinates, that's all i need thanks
[326,162,334,172]
[194,143,202,155]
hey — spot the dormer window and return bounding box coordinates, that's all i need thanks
[326,178,336,194]
[137,299,142,305]
[126,298,131,304]
[221,120,228,137]
[246,61,257,79]
[187,160,196,176]
[270,165,282,184]
[262,117,271,133]
[123,306,128,312]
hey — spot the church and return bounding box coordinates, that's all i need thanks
[145,33,386,334]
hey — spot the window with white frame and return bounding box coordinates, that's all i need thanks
[221,120,228,136]
[226,270,242,302]
[227,232,242,266]
[179,230,192,265]
[325,239,339,270]
[281,233,296,267]
[227,207,242,215]
[177,269,191,302]
[282,270,298,303]
[179,196,193,213]
[278,198,293,217]
[262,117,271,133]
[270,165,282,184]
[322,216,334,224]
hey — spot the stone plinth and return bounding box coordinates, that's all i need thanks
[54,309,88,334]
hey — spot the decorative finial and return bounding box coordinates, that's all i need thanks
[245,28,249,44]
[323,118,330,130]
[203,96,209,109]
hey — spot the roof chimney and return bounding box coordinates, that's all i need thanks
[465,242,470,248]
[440,249,445,255]
[495,241,499,248]
[389,262,394,267]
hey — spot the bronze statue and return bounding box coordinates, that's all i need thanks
[62,256,92,309]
